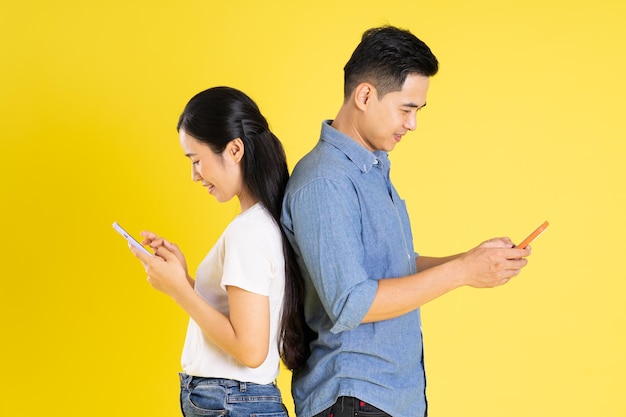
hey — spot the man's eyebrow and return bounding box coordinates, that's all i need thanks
[403,102,427,109]
[184,153,197,158]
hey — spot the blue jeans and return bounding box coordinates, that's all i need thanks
[179,373,289,417]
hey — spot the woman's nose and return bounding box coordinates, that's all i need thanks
[191,166,202,182]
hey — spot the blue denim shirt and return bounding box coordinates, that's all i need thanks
[281,121,426,417]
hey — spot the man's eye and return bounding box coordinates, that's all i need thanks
[192,160,200,165]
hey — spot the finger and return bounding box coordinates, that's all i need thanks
[480,237,513,249]
[507,257,528,268]
[154,245,177,262]
[502,260,527,277]
[495,236,515,248]
[499,237,515,248]
[129,244,153,265]
[140,230,160,245]
[162,239,180,252]
[140,230,158,239]
[506,247,531,259]
[148,238,166,250]
[500,237,514,247]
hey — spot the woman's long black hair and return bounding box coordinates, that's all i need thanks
[176,86,314,370]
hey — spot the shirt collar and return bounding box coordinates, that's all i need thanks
[320,120,389,173]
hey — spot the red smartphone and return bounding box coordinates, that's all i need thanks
[515,221,549,249]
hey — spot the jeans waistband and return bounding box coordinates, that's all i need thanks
[179,372,274,392]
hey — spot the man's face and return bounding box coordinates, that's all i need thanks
[359,73,430,152]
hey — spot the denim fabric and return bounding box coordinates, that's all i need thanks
[179,373,288,417]
[281,121,427,417]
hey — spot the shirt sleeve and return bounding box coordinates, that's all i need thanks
[288,177,378,333]
[221,217,277,296]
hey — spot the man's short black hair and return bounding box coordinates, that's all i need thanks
[343,25,439,99]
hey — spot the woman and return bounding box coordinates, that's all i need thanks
[129,86,312,417]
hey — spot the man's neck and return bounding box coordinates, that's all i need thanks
[330,106,372,152]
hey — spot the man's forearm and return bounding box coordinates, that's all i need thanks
[415,253,464,272]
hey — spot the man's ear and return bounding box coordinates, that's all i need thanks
[225,138,245,164]
[354,82,376,110]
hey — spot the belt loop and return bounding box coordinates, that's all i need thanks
[239,381,247,392]
[180,373,191,390]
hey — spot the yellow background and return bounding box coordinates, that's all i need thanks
[1,1,624,416]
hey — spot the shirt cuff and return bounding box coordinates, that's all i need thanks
[329,278,379,334]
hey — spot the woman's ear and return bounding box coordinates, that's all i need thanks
[225,138,245,164]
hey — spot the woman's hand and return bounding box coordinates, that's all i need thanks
[129,232,194,297]
[140,231,190,277]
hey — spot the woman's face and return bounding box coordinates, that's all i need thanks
[179,129,252,208]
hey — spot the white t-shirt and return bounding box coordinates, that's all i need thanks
[181,203,285,384]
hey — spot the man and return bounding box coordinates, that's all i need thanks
[281,26,530,417]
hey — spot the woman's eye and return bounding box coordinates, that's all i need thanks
[192,160,200,165]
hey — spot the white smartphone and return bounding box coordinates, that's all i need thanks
[112,221,152,256]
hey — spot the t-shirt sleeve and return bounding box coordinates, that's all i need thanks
[220,217,279,296]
